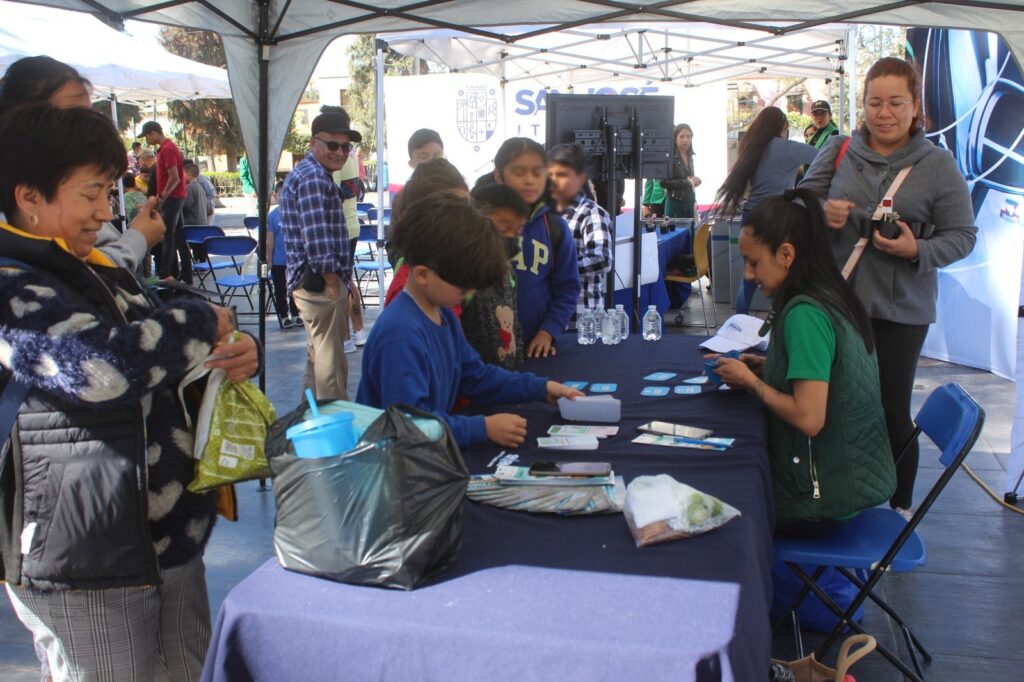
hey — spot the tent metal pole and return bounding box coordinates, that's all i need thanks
[375,38,387,305]
[847,26,858,135]
[257,0,270,392]
[110,93,127,225]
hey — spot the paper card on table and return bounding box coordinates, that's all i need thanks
[644,372,677,382]
[683,375,709,385]
[631,433,735,451]
[641,386,670,397]
[591,383,617,393]
[548,425,619,438]
[674,385,702,395]
[563,381,588,390]
[537,436,600,450]
[558,395,621,423]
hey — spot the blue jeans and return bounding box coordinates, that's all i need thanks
[734,209,757,314]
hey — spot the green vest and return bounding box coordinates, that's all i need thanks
[763,295,896,523]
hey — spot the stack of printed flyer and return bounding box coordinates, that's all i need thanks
[467,463,625,516]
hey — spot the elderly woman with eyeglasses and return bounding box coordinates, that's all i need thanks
[799,57,977,520]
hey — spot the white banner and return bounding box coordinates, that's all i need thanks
[384,73,728,207]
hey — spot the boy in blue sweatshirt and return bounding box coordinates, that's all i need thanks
[357,191,583,448]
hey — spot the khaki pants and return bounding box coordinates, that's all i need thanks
[293,282,350,401]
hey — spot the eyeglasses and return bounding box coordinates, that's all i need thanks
[865,97,912,112]
[313,137,353,153]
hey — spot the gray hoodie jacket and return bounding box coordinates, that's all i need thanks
[799,132,976,325]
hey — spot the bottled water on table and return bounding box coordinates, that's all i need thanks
[593,307,605,340]
[577,309,597,345]
[601,308,620,345]
[643,305,663,341]
[615,303,629,341]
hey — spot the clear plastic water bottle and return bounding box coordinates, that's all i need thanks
[577,309,597,345]
[592,307,605,340]
[601,307,620,345]
[615,303,629,341]
[643,305,663,341]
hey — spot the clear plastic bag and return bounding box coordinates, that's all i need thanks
[623,474,741,547]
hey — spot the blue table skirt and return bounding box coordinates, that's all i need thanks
[202,336,773,682]
[614,226,692,319]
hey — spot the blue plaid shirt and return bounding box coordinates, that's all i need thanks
[562,191,612,321]
[280,153,350,292]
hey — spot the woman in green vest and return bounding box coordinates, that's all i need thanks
[710,188,896,536]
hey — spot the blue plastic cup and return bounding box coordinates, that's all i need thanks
[286,411,357,458]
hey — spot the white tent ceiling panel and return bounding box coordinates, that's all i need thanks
[0,2,231,103]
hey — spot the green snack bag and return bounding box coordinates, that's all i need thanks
[188,377,277,493]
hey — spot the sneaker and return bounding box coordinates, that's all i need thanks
[893,506,914,521]
[281,317,294,329]
[344,339,356,354]
[353,328,369,346]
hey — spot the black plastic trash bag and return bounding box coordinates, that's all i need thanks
[267,402,469,590]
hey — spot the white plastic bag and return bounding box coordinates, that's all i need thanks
[623,474,740,547]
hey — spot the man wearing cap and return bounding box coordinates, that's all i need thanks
[140,120,192,284]
[280,106,363,401]
[808,100,839,149]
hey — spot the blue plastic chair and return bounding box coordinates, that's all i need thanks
[353,259,391,303]
[203,235,261,313]
[243,216,260,229]
[183,225,231,286]
[774,383,984,682]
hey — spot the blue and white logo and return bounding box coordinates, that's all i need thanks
[456,85,498,148]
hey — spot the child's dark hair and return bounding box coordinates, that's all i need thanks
[547,143,596,200]
[407,128,443,158]
[0,56,92,114]
[746,188,874,353]
[471,183,530,219]
[122,173,136,190]
[0,104,126,220]
[391,191,509,291]
[492,136,555,209]
[392,157,467,223]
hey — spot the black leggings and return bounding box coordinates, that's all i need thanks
[872,318,929,509]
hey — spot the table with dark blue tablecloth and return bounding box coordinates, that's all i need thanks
[614,226,691,319]
[201,335,773,682]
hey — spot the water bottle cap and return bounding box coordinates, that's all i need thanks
[648,305,657,310]
[615,304,624,310]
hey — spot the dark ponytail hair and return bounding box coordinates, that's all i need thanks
[714,106,788,216]
[492,136,556,210]
[0,56,92,114]
[547,143,596,201]
[745,188,874,353]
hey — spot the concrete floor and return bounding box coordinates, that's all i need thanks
[1,261,1022,681]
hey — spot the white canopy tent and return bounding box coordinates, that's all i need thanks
[6,0,1024,394]
[0,2,231,104]
[381,22,850,88]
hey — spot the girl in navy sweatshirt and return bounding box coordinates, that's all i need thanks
[488,138,580,358]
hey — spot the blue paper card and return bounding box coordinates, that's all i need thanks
[674,385,701,395]
[683,375,709,385]
[563,381,588,390]
[591,383,617,393]
[644,372,677,382]
[641,386,670,397]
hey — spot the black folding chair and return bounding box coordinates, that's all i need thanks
[773,383,985,682]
